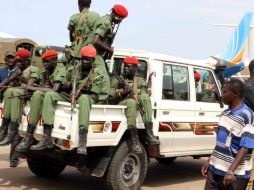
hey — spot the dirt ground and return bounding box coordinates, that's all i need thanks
[0,146,206,190]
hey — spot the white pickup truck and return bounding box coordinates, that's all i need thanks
[16,49,224,190]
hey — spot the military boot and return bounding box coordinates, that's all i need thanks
[0,118,10,142]
[16,124,36,152]
[145,122,160,145]
[129,128,142,154]
[0,122,19,146]
[30,125,54,150]
[10,134,22,168]
[77,128,88,155]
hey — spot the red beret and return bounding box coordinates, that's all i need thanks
[194,71,201,81]
[41,50,58,61]
[15,49,32,60]
[123,56,139,65]
[80,46,97,58]
[113,4,128,18]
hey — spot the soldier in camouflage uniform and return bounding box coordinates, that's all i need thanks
[68,0,100,58]
[109,57,159,153]
[0,49,32,167]
[30,46,110,152]
[92,4,128,72]
[15,50,67,152]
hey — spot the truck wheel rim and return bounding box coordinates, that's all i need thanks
[120,153,140,186]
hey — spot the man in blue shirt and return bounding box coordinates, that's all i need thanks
[0,51,16,83]
[201,79,254,190]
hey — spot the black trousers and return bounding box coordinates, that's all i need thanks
[204,171,249,190]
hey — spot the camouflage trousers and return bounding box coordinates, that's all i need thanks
[28,90,45,126]
[41,92,95,129]
[41,92,70,126]
[119,93,153,128]
[3,87,24,123]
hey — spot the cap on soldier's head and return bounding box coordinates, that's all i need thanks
[123,56,139,65]
[80,46,97,58]
[15,49,32,60]
[113,4,128,18]
[41,50,58,61]
[194,71,201,81]
[5,51,16,58]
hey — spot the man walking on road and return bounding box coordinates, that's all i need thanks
[201,79,254,190]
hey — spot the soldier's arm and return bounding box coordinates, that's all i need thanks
[25,82,62,93]
[147,72,154,96]
[69,30,74,42]
[93,35,113,54]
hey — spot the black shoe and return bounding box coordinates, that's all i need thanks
[10,159,19,168]
[77,128,88,155]
[0,118,10,142]
[30,125,54,151]
[129,128,142,154]
[16,125,36,152]
[0,122,19,146]
[145,122,160,145]
[10,134,21,168]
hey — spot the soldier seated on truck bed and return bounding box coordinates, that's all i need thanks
[30,46,110,156]
[15,50,67,153]
[0,49,32,167]
[109,56,159,154]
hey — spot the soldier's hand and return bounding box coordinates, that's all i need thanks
[148,72,155,81]
[20,84,27,89]
[121,85,132,95]
[69,93,76,100]
[109,47,114,54]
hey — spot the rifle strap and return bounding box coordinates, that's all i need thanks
[74,9,89,41]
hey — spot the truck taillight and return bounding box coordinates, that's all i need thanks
[111,122,120,132]
[63,140,71,149]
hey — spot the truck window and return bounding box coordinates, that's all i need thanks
[194,68,218,103]
[112,58,148,80]
[162,64,189,101]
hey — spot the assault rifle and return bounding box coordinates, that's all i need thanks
[70,60,79,120]
[103,23,120,61]
[8,92,32,99]
[0,68,21,93]
[112,72,145,116]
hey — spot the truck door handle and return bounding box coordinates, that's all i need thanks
[199,112,205,116]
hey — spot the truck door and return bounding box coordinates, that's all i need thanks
[193,68,223,151]
[156,63,195,153]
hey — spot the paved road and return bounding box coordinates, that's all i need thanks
[0,146,206,190]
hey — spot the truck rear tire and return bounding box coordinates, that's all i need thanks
[27,157,66,178]
[104,141,148,190]
[156,157,177,164]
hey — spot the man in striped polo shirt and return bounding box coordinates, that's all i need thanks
[201,79,254,190]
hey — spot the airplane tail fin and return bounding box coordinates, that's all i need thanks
[221,12,252,64]
[211,12,253,78]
